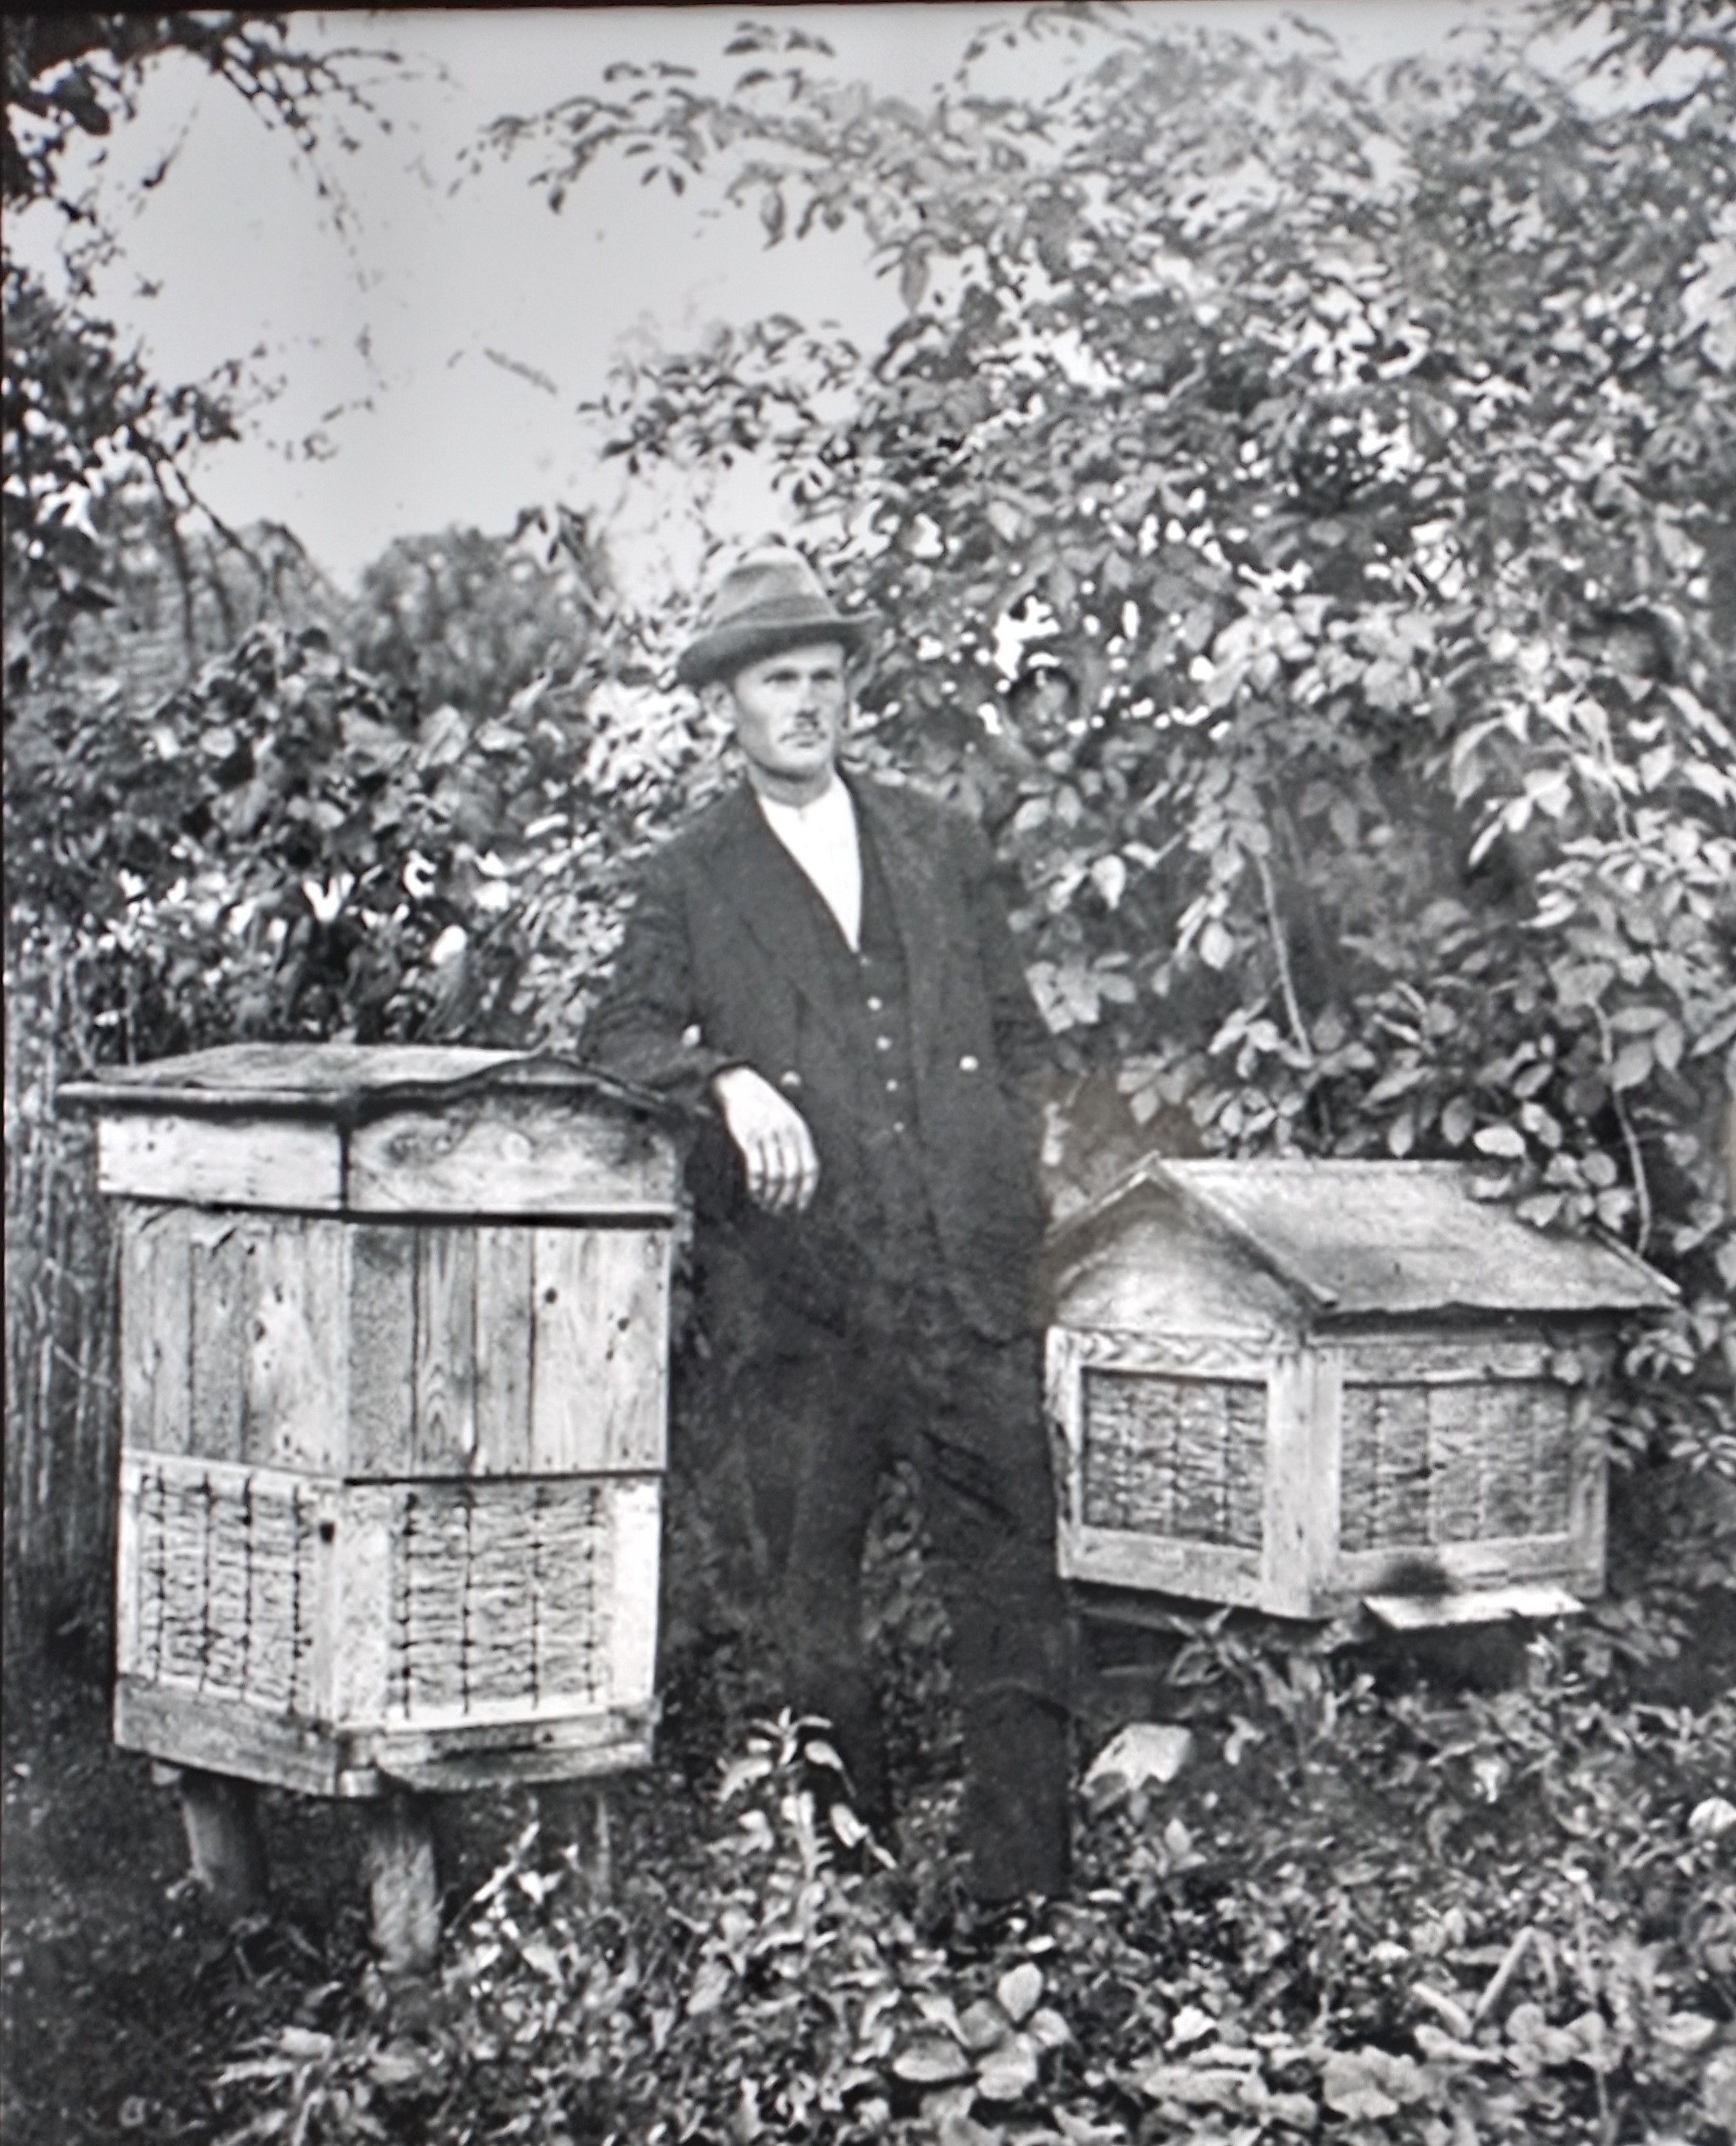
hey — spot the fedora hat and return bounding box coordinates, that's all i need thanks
[677,545,879,688]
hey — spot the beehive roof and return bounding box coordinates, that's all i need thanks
[1055,1158,1676,1317]
[60,1042,670,1123]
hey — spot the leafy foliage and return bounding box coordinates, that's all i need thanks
[210,1638,1736,2146]
[496,0,1735,1544]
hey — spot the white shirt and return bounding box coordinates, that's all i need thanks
[755,777,862,951]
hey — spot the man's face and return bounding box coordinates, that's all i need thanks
[719,641,848,799]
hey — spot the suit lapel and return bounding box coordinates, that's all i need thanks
[849,779,951,1060]
[703,784,849,1032]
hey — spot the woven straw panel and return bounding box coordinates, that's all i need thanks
[390,1480,610,1717]
[1081,1369,1266,1548]
[130,1460,323,1712]
[1339,1380,1574,1551]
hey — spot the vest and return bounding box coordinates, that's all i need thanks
[796,812,940,1297]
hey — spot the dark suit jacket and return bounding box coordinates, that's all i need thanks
[583,773,1052,1340]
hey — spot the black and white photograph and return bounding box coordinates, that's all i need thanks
[3,4,1734,2141]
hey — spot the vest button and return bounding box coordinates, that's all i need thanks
[959,1054,979,1072]
[876,1035,893,1051]
[885,1078,900,1093]
[866,995,883,1012]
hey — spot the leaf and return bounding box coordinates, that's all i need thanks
[1441,1096,1475,1146]
[976,2034,1040,2101]
[1199,920,1235,971]
[1320,2051,1398,2121]
[957,1998,1011,2053]
[1139,2064,1249,2109]
[1027,2006,1071,2051]
[1608,1038,1652,1090]
[1473,1123,1526,1158]
[686,1956,734,2017]
[1090,853,1128,910]
[995,1961,1044,2026]
[892,2035,974,2086]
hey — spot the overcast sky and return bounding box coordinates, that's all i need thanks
[15,4,1502,595]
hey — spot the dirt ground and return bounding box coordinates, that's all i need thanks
[0,1649,527,2146]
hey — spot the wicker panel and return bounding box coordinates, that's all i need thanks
[129,1460,324,1711]
[1081,1369,1265,1548]
[1339,1380,1574,1551]
[390,1480,610,1719]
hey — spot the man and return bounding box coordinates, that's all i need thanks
[584,545,1070,1904]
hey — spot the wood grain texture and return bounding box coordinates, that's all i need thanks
[188,1217,249,1460]
[1339,1333,1555,1384]
[608,1479,662,1708]
[347,1225,416,1476]
[347,1098,679,1219]
[413,1228,478,1471]
[473,1227,534,1475]
[97,1112,342,1210]
[112,1677,346,1796]
[1258,1350,1339,1619]
[242,1219,348,1475]
[529,1228,669,1473]
[1058,1526,1266,1606]
[332,1484,394,1726]
[119,1204,192,1456]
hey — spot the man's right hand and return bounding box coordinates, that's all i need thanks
[710,1066,821,1214]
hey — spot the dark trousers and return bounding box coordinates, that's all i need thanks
[726,1294,1072,1903]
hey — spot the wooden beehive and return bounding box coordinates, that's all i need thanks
[1045,1160,1676,1625]
[62,1043,680,1796]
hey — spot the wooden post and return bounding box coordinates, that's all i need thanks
[364,1791,440,1977]
[537,1780,614,1901]
[179,1768,269,1919]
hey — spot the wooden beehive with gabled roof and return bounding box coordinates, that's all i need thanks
[1044,1159,1676,1625]
[62,1043,680,1797]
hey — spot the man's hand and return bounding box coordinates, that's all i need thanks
[710,1066,821,1214]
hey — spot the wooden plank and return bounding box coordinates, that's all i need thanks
[347,1225,416,1476]
[188,1217,249,1460]
[1060,1525,1268,1608]
[1365,1582,1584,1631]
[331,1483,394,1726]
[112,1676,345,1797]
[1337,1332,1555,1385]
[112,1454,145,1680]
[119,1205,192,1455]
[413,1228,478,1471]
[347,1098,679,1219]
[1337,1532,1598,1604]
[97,1112,341,1210]
[1045,1330,1088,1541]
[529,1228,670,1473]
[473,1227,534,1474]
[1059,1325,1276,1385]
[608,1479,662,1708]
[365,1734,654,1793]
[1566,1390,1607,1595]
[356,1701,657,1767]
[242,1219,348,1474]
[1260,1351,1336,1619]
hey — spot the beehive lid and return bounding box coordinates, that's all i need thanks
[1053,1158,1676,1318]
[59,1044,681,1219]
[60,1042,668,1123]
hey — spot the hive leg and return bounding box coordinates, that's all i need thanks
[179,1769,270,1919]
[364,1790,441,1977]
[536,1780,614,1900]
